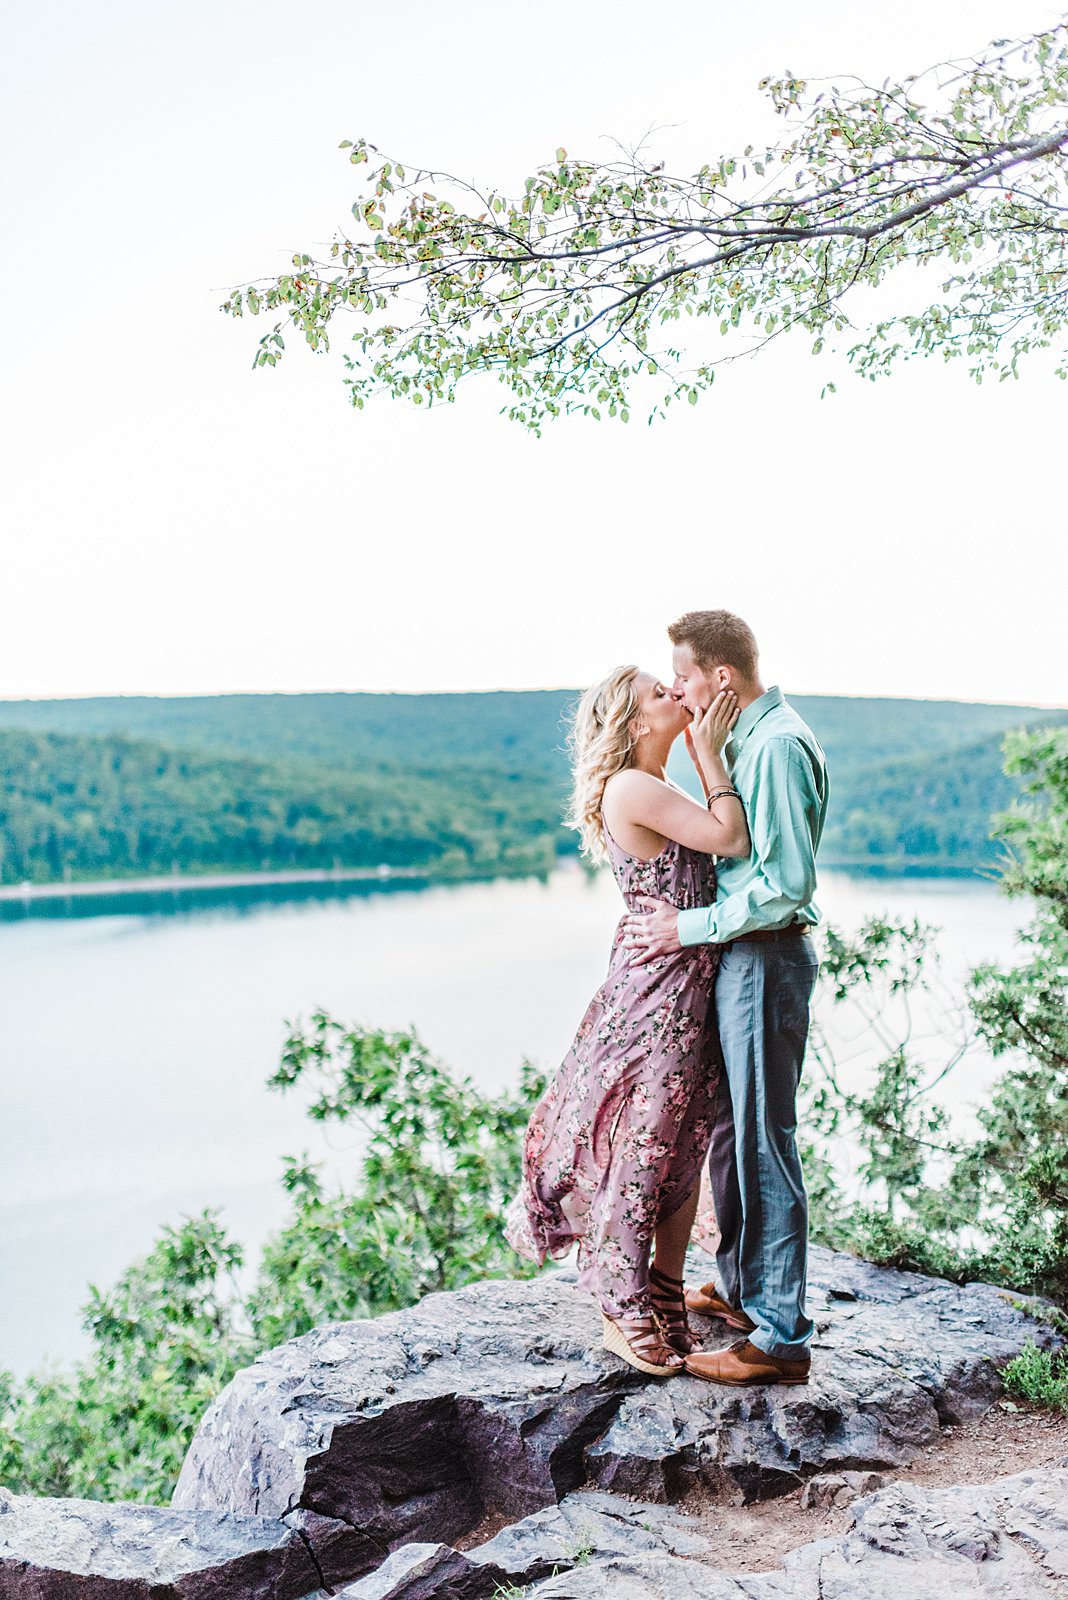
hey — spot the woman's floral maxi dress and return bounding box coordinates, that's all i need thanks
[505,830,721,1320]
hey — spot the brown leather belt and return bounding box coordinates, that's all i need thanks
[729,923,810,945]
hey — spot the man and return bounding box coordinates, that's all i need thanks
[622,610,828,1386]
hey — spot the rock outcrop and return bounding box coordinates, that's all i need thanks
[172,1245,1059,1581]
[799,1468,886,1509]
[0,1487,346,1599]
[3,1247,1061,1598]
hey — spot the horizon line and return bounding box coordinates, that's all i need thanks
[2,687,1067,712]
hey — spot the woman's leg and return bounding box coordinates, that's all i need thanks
[586,1093,687,1372]
[648,1180,702,1353]
[652,1180,700,1282]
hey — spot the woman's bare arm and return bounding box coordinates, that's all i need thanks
[604,769,750,858]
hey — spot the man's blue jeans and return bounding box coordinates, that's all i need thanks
[706,934,820,1359]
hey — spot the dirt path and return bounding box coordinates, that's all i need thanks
[681,1401,1068,1572]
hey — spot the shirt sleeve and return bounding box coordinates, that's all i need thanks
[677,738,822,946]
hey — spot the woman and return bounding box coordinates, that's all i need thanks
[505,666,749,1375]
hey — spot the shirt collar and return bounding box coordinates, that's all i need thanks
[730,685,784,750]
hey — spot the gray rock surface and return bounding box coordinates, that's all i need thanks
[333,1543,502,1600]
[799,1469,885,1510]
[471,1487,713,1572]
[0,1485,341,1598]
[521,1466,1068,1598]
[337,1491,714,1599]
[173,1243,1059,1588]
[586,1250,1053,1503]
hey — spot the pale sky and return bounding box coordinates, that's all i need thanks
[3,1,1066,704]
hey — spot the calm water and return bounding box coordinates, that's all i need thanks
[0,867,1028,1376]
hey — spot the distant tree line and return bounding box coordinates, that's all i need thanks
[0,730,567,885]
[1,695,1066,883]
[815,734,1046,872]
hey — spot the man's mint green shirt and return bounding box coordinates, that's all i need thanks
[677,686,829,947]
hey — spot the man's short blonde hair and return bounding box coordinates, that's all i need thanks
[668,610,759,680]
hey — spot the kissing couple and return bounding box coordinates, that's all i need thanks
[506,609,829,1386]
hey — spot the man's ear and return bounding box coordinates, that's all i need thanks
[715,664,733,691]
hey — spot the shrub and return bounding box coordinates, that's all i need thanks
[1002,1340,1068,1414]
[0,1214,251,1502]
[1,1029,545,1502]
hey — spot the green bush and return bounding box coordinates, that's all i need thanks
[1002,1340,1068,1414]
[0,1028,545,1503]
[248,1017,546,1346]
[802,725,1068,1315]
[0,1215,251,1502]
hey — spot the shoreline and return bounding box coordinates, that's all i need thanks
[0,856,991,904]
[0,866,423,902]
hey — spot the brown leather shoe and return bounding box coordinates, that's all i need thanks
[684,1338,810,1386]
[684,1281,756,1333]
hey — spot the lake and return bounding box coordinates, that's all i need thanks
[0,866,1029,1376]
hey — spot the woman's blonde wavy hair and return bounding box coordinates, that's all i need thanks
[566,665,644,862]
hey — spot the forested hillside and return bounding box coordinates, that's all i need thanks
[0,692,577,778]
[0,730,564,885]
[1,691,1065,884]
[814,735,1050,870]
[0,690,1054,782]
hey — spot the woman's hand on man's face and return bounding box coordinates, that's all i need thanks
[691,689,740,759]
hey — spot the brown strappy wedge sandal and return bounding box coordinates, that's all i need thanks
[601,1305,685,1376]
[649,1265,702,1355]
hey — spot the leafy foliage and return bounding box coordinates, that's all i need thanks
[1003,1339,1068,1413]
[963,726,1068,1300]
[805,723,1068,1306]
[221,25,1068,427]
[0,1215,251,1503]
[802,913,976,1253]
[0,1028,545,1502]
[248,1018,546,1346]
